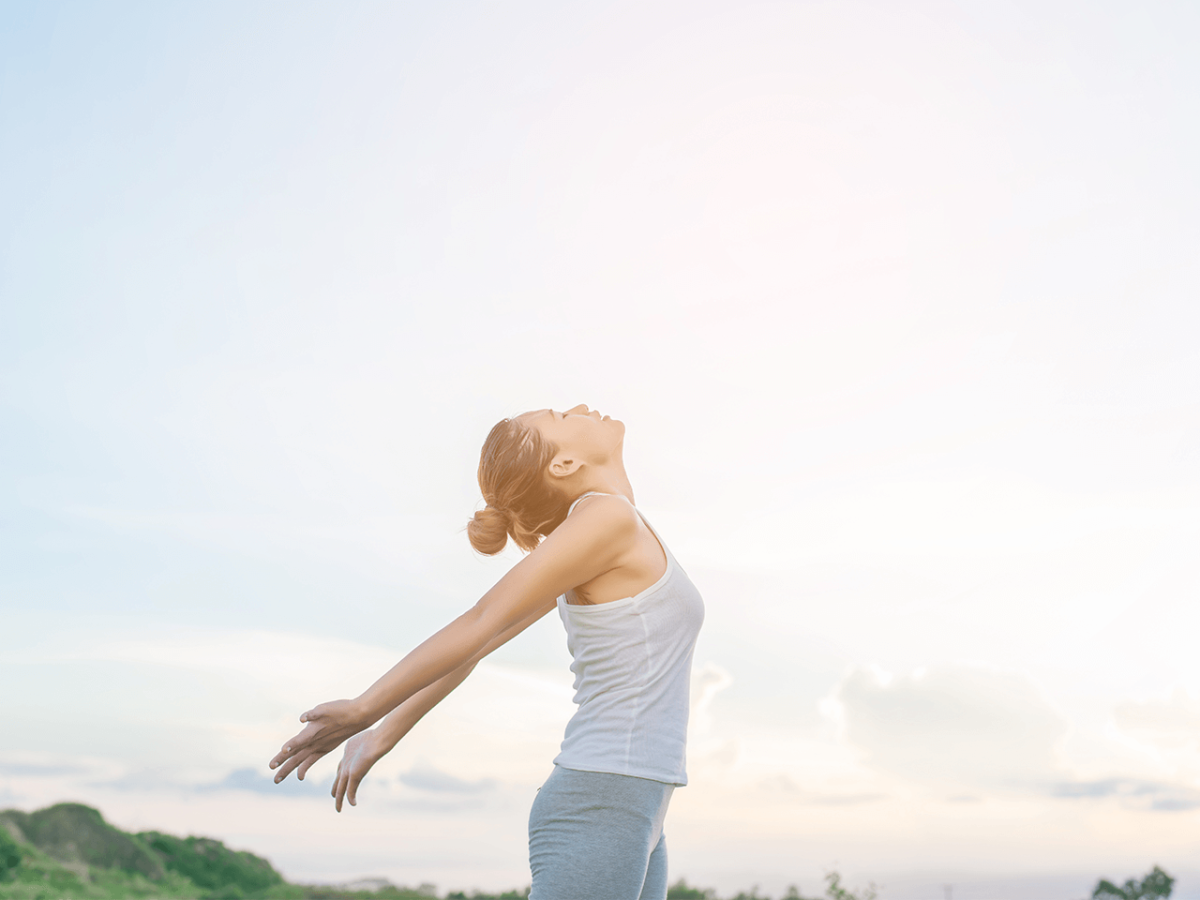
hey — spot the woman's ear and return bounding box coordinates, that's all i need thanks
[549,454,583,480]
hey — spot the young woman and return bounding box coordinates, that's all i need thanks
[269,404,705,900]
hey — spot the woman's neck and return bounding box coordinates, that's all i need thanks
[573,467,636,507]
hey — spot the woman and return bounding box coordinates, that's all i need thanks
[269,404,705,900]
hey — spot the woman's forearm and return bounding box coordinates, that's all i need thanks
[372,598,556,751]
[354,595,556,730]
[353,607,492,726]
[373,658,479,751]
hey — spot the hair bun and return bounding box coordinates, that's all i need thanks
[467,505,511,555]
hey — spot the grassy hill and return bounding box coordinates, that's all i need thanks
[0,803,449,900]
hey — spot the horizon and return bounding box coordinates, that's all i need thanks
[0,798,1180,900]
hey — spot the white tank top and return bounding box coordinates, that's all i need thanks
[553,492,705,786]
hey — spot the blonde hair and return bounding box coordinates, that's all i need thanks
[467,417,569,555]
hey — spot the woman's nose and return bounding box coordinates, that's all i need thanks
[566,404,589,415]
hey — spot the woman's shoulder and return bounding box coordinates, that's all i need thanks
[568,492,638,525]
[528,492,640,581]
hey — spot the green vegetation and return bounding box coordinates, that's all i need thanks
[0,803,1179,900]
[0,804,268,900]
[665,870,876,900]
[1093,866,1174,900]
[0,805,497,900]
[0,827,23,878]
[139,831,284,897]
[1,803,163,881]
[667,879,715,899]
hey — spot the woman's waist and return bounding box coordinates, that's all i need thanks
[560,706,689,752]
[568,677,693,719]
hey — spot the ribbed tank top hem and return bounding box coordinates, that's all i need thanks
[550,759,688,787]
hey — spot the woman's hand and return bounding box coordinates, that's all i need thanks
[332,729,387,812]
[269,698,371,784]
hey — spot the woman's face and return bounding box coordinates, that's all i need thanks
[520,404,625,464]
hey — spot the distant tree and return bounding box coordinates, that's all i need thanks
[727,887,770,900]
[1092,866,1174,900]
[824,870,878,900]
[667,878,716,899]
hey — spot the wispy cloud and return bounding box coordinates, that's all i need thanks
[202,768,332,798]
[396,764,496,795]
[757,774,887,806]
[1047,778,1200,812]
[84,767,331,800]
[0,762,89,777]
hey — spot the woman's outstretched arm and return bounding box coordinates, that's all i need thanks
[327,596,557,810]
[269,494,640,783]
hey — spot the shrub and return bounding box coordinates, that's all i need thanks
[1093,866,1174,900]
[0,827,22,878]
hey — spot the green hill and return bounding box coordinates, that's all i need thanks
[2,803,165,881]
[0,803,290,900]
[0,804,482,900]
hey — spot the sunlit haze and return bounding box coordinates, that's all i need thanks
[2,2,1199,898]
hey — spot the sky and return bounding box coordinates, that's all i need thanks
[2,1,1199,897]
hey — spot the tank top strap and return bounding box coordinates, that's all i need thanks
[567,491,610,516]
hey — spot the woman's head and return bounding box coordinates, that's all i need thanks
[466,405,627,555]
[467,416,567,555]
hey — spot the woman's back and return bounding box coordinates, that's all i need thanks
[554,492,705,786]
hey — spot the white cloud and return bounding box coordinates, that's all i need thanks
[1114,688,1200,752]
[831,664,1067,789]
[690,661,733,737]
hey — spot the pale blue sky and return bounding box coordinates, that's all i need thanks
[3,2,1200,897]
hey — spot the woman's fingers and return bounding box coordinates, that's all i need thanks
[332,758,368,812]
[270,721,319,770]
[296,750,324,782]
[272,700,364,791]
[268,744,293,771]
[272,753,305,784]
[274,741,324,782]
[334,769,348,813]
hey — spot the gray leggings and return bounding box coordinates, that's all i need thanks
[528,765,675,900]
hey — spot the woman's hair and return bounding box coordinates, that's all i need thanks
[467,417,570,555]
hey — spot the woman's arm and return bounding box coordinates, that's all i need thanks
[316,598,558,807]
[269,494,639,782]
[373,594,558,746]
[327,651,478,811]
